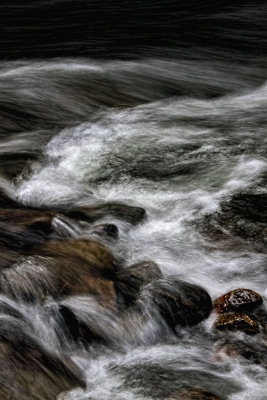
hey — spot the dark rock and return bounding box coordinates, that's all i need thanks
[0,187,20,209]
[65,202,146,225]
[0,208,56,251]
[213,339,267,365]
[87,223,119,239]
[214,313,260,334]
[137,278,212,328]
[0,239,118,305]
[199,192,267,249]
[115,260,163,304]
[167,388,223,400]
[214,288,263,314]
[0,316,85,400]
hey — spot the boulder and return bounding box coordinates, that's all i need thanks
[136,278,212,328]
[214,313,260,334]
[86,223,119,239]
[0,316,85,400]
[115,260,163,304]
[0,239,118,306]
[167,388,223,400]
[214,288,263,314]
[0,208,56,251]
[213,339,267,365]
[65,202,146,225]
[200,192,267,248]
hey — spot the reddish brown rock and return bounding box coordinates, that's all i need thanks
[214,313,260,334]
[167,388,223,400]
[214,288,263,314]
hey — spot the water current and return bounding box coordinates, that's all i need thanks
[0,2,266,400]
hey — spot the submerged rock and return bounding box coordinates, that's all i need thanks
[0,239,117,305]
[200,191,267,249]
[136,278,212,328]
[65,202,146,225]
[115,260,163,304]
[86,223,119,239]
[214,313,260,334]
[167,388,223,400]
[213,339,267,365]
[214,288,263,314]
[0,316,85,400]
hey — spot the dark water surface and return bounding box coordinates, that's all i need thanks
[0,1,266,399]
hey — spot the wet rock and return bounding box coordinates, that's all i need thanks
[214,288,263,314]
[213,339,267,365]
[200,192,267,249]
[137,278,212,328]
[87,223,119,239]
[0,316,85,400]
[65,202,146,225]
[56,296,117,345]
[167,388,223,400]
[214,313,260,334]
[0,187,20,209]
[0,239,117,305]
[0,208,56,251]
[115,260,163,304]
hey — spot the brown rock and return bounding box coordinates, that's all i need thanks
[0,239,118,306]
[214,313,260,334]
[167,388,223,400]
[214,288,263,314]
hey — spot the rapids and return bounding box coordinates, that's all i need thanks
[0,2,266,400]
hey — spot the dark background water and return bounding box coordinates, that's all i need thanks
[1,0,266,61]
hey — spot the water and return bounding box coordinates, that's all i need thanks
[0,2,267,399]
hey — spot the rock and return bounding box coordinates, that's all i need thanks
[167,388,223,400]
[0,239,118,305]
[65,202,146,225]
[115,260,163,304]
[199,192,267,248]
[0,316,85,400]
[0,208,56,250]
[214,288,263,314]
[0,187,20,209]
[137,278,212,328]
[56,296,117,344]
[214,313,260,334]
[213,339,267,365]
[86,223,119,239]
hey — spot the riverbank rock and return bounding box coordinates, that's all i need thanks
[65,202,146,225]
[115,260,163,304]
[0,316,85,400]
[0,239,118,305]
[214,313,260,334]
[214,288,263,314]
[167,388,223,400]
[137,278,212,328]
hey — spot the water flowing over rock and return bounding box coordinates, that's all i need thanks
[136,278,212,328]
[167,388,223,400]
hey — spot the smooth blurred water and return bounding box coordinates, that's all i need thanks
[0,1,267,398]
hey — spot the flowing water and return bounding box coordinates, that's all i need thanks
[0,1,267,399]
